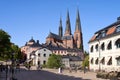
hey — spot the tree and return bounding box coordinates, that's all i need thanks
[0,29,11,60]
[47,54,62,68]
[11,44,23,61]
[82,51,89,68]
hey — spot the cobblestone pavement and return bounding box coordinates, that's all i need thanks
[0,66,109,80]
[42,68,109,80]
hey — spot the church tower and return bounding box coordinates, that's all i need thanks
[58,17,63,37]
[74,9,83,50]
[64,10,72,36]
[63,10,73,48]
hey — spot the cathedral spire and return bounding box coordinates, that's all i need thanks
[65,10,71,35]
[58,16,63,37]
[74,9,84,50]
[75,9,81,32]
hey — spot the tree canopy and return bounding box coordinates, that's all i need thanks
[0,29,23,61]
[0,29,11,60]
[47,54,62,68]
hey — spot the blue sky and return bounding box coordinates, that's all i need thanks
[0,0,120,51]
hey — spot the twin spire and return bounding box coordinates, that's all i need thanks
[59,9,82,36]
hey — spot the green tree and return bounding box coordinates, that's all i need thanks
[11,44,23,61]
[82,51,89,68]
[82,55,89,67]
[47,54,62,68]
[0,29,11,60]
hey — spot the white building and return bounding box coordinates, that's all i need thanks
[89,17,120,72]
[62,55,82,68]
[30,48,52,66]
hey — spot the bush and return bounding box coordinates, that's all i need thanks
[96,72,109,79]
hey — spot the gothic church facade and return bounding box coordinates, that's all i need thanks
[46,10,83,50]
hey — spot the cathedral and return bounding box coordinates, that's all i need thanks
[21,9,84,61]
[45,9,83,51]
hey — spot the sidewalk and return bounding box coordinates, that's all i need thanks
[43,68,109,80]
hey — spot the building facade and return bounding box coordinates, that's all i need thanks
[46,10,83,50]
[21,37,42,59]
[89,17,120,72]
[29,48,52,66]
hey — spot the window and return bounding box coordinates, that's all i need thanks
[90,45,94,52]
[101,31,106,37]
[43,60,46,64]
[43,54,46,57]
[107,57,112,65]
[38,53,40,57]
[44,49,46,51]
[37,61,40,65]
[116,26,120,32]
[107,41,112,50]
[101,43,105,51]
[91,58,93,64]
[95,44,98,52]
[95,58,98,65]
[115,38,120,48]
[101,57,105,65]
[116,56,120,66]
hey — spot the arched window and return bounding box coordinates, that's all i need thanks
[43,54,46,57]
[107,41,112,50]
[101,57,105,65]
[90,45,94,52]
[116,56,120,66]
[101,43,105,51]
[91,58,93,64]
[115,38,120,48]
[43,60,46,64]
[95,44,98,51]
[38,53,40,57]
[95,58,98,65]
[107,57,112,65]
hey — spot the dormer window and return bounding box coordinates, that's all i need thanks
[116,25,120,32]
[101,30,106,37]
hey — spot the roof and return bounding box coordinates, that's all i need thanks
[89,17,120,43]
[62,35,73,40]
[30,43,41,47]
[62,55,82,61]
[47,32,61,40]
[29,37,35,42]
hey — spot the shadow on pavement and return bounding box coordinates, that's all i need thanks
[15,68,91,80]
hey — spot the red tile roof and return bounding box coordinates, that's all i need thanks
[106,26,116,35]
